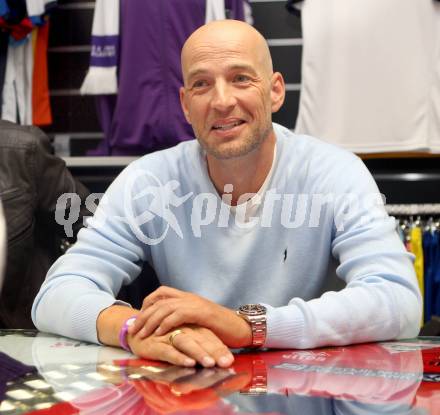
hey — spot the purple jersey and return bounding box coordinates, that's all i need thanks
[92,0,247,155]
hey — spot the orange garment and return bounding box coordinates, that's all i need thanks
[32,21,52,126]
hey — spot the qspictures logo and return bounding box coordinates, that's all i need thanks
[55,169,387,245]
[122,170,193,245]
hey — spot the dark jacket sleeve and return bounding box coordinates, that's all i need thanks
[0,122,91,328]
[31,128,90,241]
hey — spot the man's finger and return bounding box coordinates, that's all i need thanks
[194,329,234,368]
[138,304,179,338]
[144,342,196,367]
[129,299,177,335]
[141,286,186,310]
[154,309,200,336]
[170,331,218,368]
[128,307,155,335]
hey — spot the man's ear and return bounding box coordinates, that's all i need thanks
[179,86,191,124]
[270,72,285,113]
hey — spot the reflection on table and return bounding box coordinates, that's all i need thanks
[0,330,439,414]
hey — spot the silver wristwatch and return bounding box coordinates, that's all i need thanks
[237,304,267,347]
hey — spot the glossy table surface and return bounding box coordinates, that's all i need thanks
[0,330,439,414]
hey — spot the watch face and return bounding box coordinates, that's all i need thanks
[239,304,267,316]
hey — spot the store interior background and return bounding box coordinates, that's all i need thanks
[44,0,440,203]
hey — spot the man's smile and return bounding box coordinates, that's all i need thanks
[210,119,247,138]
[212,119,246,131]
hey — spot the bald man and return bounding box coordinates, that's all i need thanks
[33,21,421,368]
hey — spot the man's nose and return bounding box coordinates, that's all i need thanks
[211,81,236,112]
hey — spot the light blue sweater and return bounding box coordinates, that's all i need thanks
[32,124,422,346]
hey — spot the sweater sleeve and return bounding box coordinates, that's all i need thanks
[31,164,150,344]
[264,157,422,349]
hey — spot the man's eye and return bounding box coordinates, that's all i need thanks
[234,74,250,83]
[192,80,208,88]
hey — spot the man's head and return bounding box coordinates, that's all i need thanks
[180,20,285,160]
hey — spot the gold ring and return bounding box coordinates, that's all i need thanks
[168,329,184,347]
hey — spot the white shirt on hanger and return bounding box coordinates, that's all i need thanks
[295,0,440,153]
[1,38,34,125]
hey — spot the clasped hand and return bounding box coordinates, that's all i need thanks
[127,324,234,368]
[127,286,252,366]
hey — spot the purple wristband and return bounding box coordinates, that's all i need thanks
[119,316,137,352]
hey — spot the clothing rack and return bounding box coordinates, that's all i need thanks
[387,203,440,327]
[386,204,440,216]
